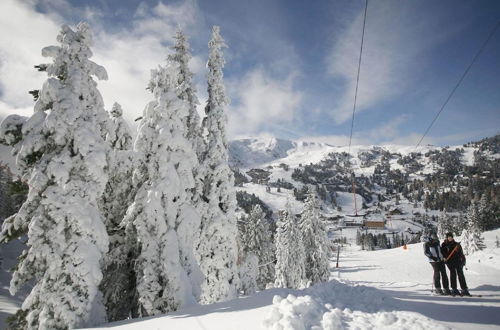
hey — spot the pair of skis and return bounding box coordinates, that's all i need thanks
[431,290,482,297]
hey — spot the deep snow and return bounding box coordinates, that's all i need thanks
[62,229,500,329]
[2,231,500,329]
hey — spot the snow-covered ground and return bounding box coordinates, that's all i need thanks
[40,229,497,330]
[2,231,499,329]
[335,236,500,329]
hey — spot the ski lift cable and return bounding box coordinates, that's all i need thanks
[347,0,369,216]
[347,0,369,155]
[414,20,500,151]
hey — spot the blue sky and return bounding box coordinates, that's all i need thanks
[0,0,499,146]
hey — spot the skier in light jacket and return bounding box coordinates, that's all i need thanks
[424,232,450,295]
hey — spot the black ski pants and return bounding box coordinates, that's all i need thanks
[446,262,468,290]
[430,261,449,289]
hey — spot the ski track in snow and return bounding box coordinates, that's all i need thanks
[333,230,500,330]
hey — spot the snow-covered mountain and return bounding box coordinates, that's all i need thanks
[229,136,458,172]
[231,134,499,234]
[229,137,297,168]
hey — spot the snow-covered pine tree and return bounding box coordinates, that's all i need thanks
[99,102,137,321]
[355,230,361,246]
[167,29,202,155]
[0,23,110,329]
[461,200,485,255]
[123,60,201,316]
[0,115,28,241]
[420,218,432,242]
[274,202,306,289]
[196,26,239,304]
[0,164,14,221]
[364,233,375,251]
[167,29,205,301]
[477,193,494,231]
[236,216,258,295]
[300,188,331,284]
[239,205,275,290]
[238,251,259,295]
[437,212,453,239]
[106,102,133,150]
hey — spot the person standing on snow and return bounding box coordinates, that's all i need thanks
[441,232,470,297]
[424,232,450,295]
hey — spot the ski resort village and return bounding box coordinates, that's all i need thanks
[0,1,499,329]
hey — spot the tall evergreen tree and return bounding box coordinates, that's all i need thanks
[364,233,375,250]
[196,26,239,304]
[356,230,362,246]
[300,188,330,284]
[461,201,485,255]
[167,30,205,301]
[274,202,306,289]
[0,23,110,329]
[477,193,497,231]
[106,102,133,150]
[123,60,201,316]
[236,217,258,296]
[167,29,202,155]
[437,212,453,239]
[99,102,137,321]
[452,212,467,236]
[239,205,275,289]
[420,217,432,242]
[0,164,14,221]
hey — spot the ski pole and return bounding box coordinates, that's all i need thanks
[336,244,340,268]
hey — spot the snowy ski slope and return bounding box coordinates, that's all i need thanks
[66,229,500,330]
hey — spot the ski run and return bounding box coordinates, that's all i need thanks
[2,229,500,329]
[75,230,500,329]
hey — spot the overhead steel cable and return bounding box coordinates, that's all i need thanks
[415,20,500,150]
[348,0,368,154]
[347,0,368,216]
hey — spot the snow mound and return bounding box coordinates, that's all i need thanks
[264,280,449,330]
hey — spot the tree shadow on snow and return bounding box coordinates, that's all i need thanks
[94,281,500,328]
[376,288,500,326]
[472,284,500,292]
[1,311,13,330]
[98,287,294,328]
[336,265,381,273]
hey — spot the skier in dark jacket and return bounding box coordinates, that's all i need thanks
[441,232,470,296]
[424,232,450,295]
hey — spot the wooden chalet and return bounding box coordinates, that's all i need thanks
[363,219,386,229]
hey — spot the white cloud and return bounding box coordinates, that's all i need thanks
[0,0,308,140]
[299,115,422,147]
[326,1,465,124]
[296,134,368,146]
[227,68,302,137]
[0,0,202,124]
[366,114,411,141]
[0,0,60,112]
